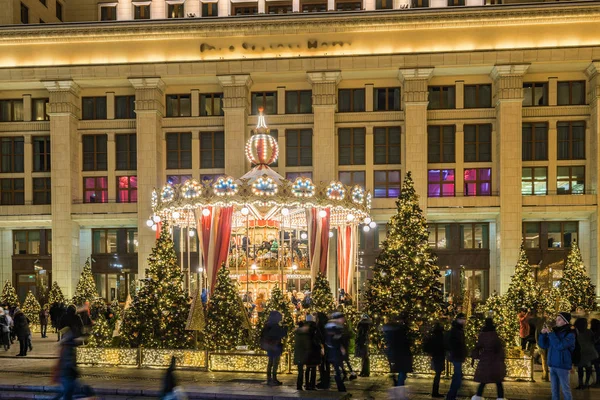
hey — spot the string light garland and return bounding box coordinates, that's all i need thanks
[181,180,201,199]
[213,176,239,197]
[251,176,278,196]
[292,177,316,197]
[326,181,346,201]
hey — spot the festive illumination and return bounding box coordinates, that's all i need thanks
[326,181,346,201]
[1,280,20,309]
[558,241,598,311]
[161,186,175,202]
[292,177,316,198]
[281,207,290,216]
[22,291,41,326]
[363,225,370,233]
[77,348,139,367]
[329,231,334,238]
[309,273,335,314]
[151,225,158,231]
[213,176,239,197]
[172,211,180,219]
[202,208,211,217]
[181,180,201,199]
[364,217,372,225]
[246,134,279,166]
[347,213,355,221]
[369,221,377,229]
[240,207,249,216]
[252,176,278,196]
[318,209,327,218]
[142,349,208,368]
[366,192,372,210]
[48,282,66,305]
[152,215,162,223]
[352,186,365,204]
[72,259,99,306]
[251,286,295,352]
[146,219,154,227]
[210,353,289,373]
[151,190,158,208]
[87,315,113,348]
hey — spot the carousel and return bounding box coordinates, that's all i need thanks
[149,110,372,308]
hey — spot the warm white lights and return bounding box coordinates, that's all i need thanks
[172,211,180,219]
[241,207,250,216]
[364,217,372,225]
[318,209,327,218]
[369,221,377,229]
[281,208,290,216]
[363,225,370,232]
[329,231,334,238]
[152,215,161,223]
[292,264,298,270]
[300,232,308,240]
[189,230,195,237]
[202,208,211,217]
[347,213,355,221]
[251,263,258,270]
[146,219,154,227]
[151,225,158,231]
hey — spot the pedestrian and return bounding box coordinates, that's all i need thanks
[13,307,30,357]
[52,328,95,400]
[573,318,598,389]
[294,320,310,390]
[355,314,372,377]
[316,312,331,389]
[518,308,531,351]
[4,308,14,346]
[423,322,445,398]
[260,310,287,386]
[39,304,49,338]
[78,302,92,336]
[539,312,576,400]
[445,313,467,400]
[383,314,413,389]
[160,356,187,399]
[256,293,266,320]
[49,302,60,333]
[0,307,10,351]
[471,318,506,400]
[55,303,67,341]
[59,305,84,340]
[325,312,347,392]
[339,313,357,381]
[294,317,321,391]
[590,318,600,387]
[532,310,550,382]
[304,314,322,390]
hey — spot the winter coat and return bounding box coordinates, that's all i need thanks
[260,323,287,358]
[305,321,322,366]
[423,328,445,372]
[39,309,49,325]
[575,329,598,368]
[341,324,355,361]
[445,321,467,363]
[13,311,30,339]
[294,323,322,365]
[59,307,84,339]
[57,333,80,380]
[325,321,345,364]
[538,325,576,370]
[382,322,413,373]
[355,318,371,358]
[473,330,506,384]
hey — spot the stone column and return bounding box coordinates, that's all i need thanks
[490,64,529,293]
[24,136,33,205]
[307,71,341,185]
[586,61,600,291]
[22,95,32,122]
[398,67,433,212]
[107,133,116,202]
[130,77,166,280]
[44,80,81,297]
[217,75,252,178]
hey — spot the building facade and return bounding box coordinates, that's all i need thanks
[0,1,599,304]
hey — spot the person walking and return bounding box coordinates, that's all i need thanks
[55,303,67,342]
[591,319,600,387]
[260,310,287,386]
[39,305,49,338]
[294,317,321,391]
[304,314,322,390]
[382,314,413,389]
[573,318,598,389]
[424,322,445,398]
[445,313,467,400]
[13,307,30,357]
[294,320,310,390]
[339,313,357,381]
[539,312,576,400]
[316,312,331,389]
[355,314,372,378]
[325,312,348,392]
[59,305,84,340]
[471,318,506,400]
[0,307,10,351]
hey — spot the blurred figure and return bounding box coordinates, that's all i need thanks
[39,304,49,338]
[13,307,30,357]
[424,322,445,398]
[260,311,287,386]
[574,318,598,389]
[471,318,506,400]
[591,319,600,387]
[355,314,372,377]
[160,356,188,400]
[294,315,321,391]
[518,308,531,351]
[325,312,347,392]
[256,293,266,320]
[316,312,331,389]
[445,313,467,400]
[0,307,10,351]
[383,314,412,389]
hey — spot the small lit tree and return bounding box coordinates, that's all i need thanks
[72,259,99,306]
[22,291,41,326]
[253,286,295,351]
[1,280,20,309]
[48,282,66,305]
[88,315,113,348]
[559,241,597,312]
[310,273,335,314]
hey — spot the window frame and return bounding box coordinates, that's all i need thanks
[301,0,328,12]
[285,90,312,114]
[115,134,137,171]
[523,222,541,249]
[83,176,108,203]
[285,129,313,167]
[199,93,224,116]
[557,121,585,160]
[428,86,456,110]
[338,88,366,113]
[0,178,24,205]
[373,87,401,111]
[0,137,25,173]
[335,0,362,11]
[427,169,456,198]
[100,5,117,21]
[56,1,63,21]
[459,223,489,249]
[464,124,492,162]
[200,131,225,169]
[168,3,185,18]
[427,125,455,163]
[557,166,585,195]
[32,98,49,121]
[523,82,549,107]
[0,99,24,122]
[166,94,191,117]
[32,136,51,172]
[202,2,218,16]
[547,221,579,249]
[117,176,138,204]
[373,126,401,165]
[428,224,450,249]
[267,2,293,13]
[232,3,259,15]
[13,230,41,255]
[134,4,151,19]
[463,168,492,197]
[166,132,192,170]
[91,228,119,254]
[339,171,366,189]
[251,92,277,115]
[373,170,401,199]
[81,96,107,120]
[32,177,51,205]
[557,81,586,106]
[376,0,393,9]
[338,127,366,166]
[522,122,548,161]
[464,84,492,109]
[20,2,29,24]
[82,134,108,171]
[115,95,135,119]
[521,167,548,196]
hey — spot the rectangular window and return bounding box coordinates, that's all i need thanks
[32,98,49,121]
[557,121,585,160]
[166,94,191,117]
[339,171,365,189]
[523,222,540,249]
[521,167,547,196]
[460,223,489,249]
[202,2,218,16]
[56,1,63,20]
[464,168,491,196]
[13,231,40,255]
[523,82,548,106]
[251,92,277,115]
[548,221,578,248]
[286,129,312,167]
[374,170,401,198]
[267,3,293,13]
[82,97,107,120]
[427,125,455,163]
[40,0,47,6]
[200,131,225,169]
[20,3,29,24]
[373,87,400,111]
[412,0,429,5]
[199,173,223,183]
[558,81,585,106]
[134,5,150,19]
[285,90,312,114]
[32,177,51,205]
[83,177,108,203]
[338,89,365,112]
[522,123,548,161]
[127,229,138,253]
[82,135,108,171]
[200,93,223,116]
[301,1,327,12]
[0,178,24,205]
[115,96,135,119]
[232,3,258,15]
[338,128,365,165]
[335,0,361,10]
[464,124,491,162]
[100,6,117,21]
[374,127,401,165]
[286,172,312,180]
[557,166,585,195]
[1,137,24,173]
[168,3,185,18]
[428,169,455,197]
[117,176,137,203]
[448,0,465,5]
[92,229,118,254]
[166,133,192,169]
[167,175,192,185]
[376,0,393,9]
[428,86,455,110]
[0,99,24,122]
[33,136,50,172]
[115,134,137,170]
[464,84,492,108]
[428,224,451,249]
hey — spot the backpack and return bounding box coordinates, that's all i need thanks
[572,331,582,365]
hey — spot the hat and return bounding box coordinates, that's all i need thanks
[455,313,466,320]
[558,312,571,325]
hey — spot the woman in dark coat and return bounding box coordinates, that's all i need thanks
[423,322,445,398]
[382,315,413,387]
[472,318,506,400]
[39,305,49,338]
[260,311,287,386]
[355,314,372,377]
[294,316,321,391]
[316,312,330,389]
[591,319,600,388]
[13,308,30,357]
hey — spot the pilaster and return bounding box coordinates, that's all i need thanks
[548,77,558,107]
[22,94,32,122]
[107,132,116,202]
[24,136,32,205]
[107,92,115,120]
[191,89,200,117]
[455,80,464,110]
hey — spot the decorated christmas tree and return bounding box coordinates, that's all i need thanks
[252,286,295,351]
[72,259,99,306]
[559,241,597,312]
[365,172,443,346]
[88,315,113,347]
[504,245,544,313]
[22,291,41,326]
[477,292,517,348]
[48,282,66,305]
[310,273,335,314]
[121,223,193,349]
[1,280,20,309]
[90,297,107,320]
[540,287,571,317]
[110,298,122,322]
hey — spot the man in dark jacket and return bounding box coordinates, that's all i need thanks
[383,314,413,387]
[316,312,330,389]
[445,313,466,400]
[539,312,575,400]
[325,313,347,392]
[355,314,372,377]
[260,311,287,386]
[13,308,30,357]
[424,322,445,398]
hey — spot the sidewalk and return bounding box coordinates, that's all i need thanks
[0,334,60,359]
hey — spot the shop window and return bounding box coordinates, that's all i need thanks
[339,171,365,189]
[374,170,400,198]
[166,133,192,169]
[116,134,137,170]
[374,127,401,165]
[464,84,492,108]
[523,82,548,106]
[460,224,489,249]
[82,97,107,120]
[464,168,491,196]
[557,121,585,160]
[267,2,293,13]
[0,100,24,122]
[428,86,455,110]
[134,4,151,19]
[428,125,455,163]
[521,167,547,196]
[92,229,118,254]
[13,230,40,255]
[0,178,24,205]
[100,6,117,21]
[286,129,312,167]
[285,91,312,114]
[548,222,578,248]
[200,131,225,169]
[32,98,49,121]
[522,123,548,161]
[115,96,135,119]
[166,94,191,117]
[1,137,24,173]
[251,92,277,115]
[82,135,107,171]
[127,229,138,253]
[523,222,540,249]
[428,169,455,197]
[200,93,223,116]
[464,124,491,162]
[338,89,365,112]
[428,224,451,249]
[338,128,365,165]
[557,81,585,106]
[117,176,137,203]
[83,177,108,203]
[301,1,327,12]
[373,87,400,111]
[557,166,584,195]
[33,177,51,205]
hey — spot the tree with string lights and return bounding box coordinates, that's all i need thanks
[253,286,295,351]
[88,315,113,347]
[72,259,98,306]
[22,291,41,326]
[559,241,597,312]
[1,280,20,309]
[310,273,335,315]
[48,282,66,305]
[504,245,544,314]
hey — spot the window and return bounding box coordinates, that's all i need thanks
[464,168,491,196]
[0,178,24,205]
[134,4,150,19]
[127,229,138,253]
[33,136,50,172]
[558,81,585,106]
[523,82,548,106]
[100,6,117,21]
[166,133,192,169]
[168,3,185,18]
[428,169,455,197]
[82,135,107,171]
[428,224,451,249]
[557,166,584,195]
[548,222,578,248]
[448,0,465,5]
[338,128,365,165]
[1,137,24,173]
[82,97,107,120]
[232,3,258,15]
[338,89,365,112]
[523,222,540,249]
[92,229,118,254]
[373,88,400,111]
[464,124,491,162]
[167,175,192,185]
[428,86,455,110]
[199,173,223,183]
[13,231,40,255]
[460,224,489,249]
[0,100,24,122]
[40,0,47,6]
[339,171,365,188]
[286,129,312,167]
[285,91,312,114]
[202,2,218,16]
[557,121,585,160]
[251,92,277,115]
[428,125,455,163]
[268,3,293,13]
[286,172,312,180]
[115,96,135,119]
[521,167,547,196]
[116,134,137,170]
[376,0,393,9]
[32,98,49,121]
[301,1,327,12]
[335,1,361,11]
[522,123,548,161]
[33,177,51,205]
[412,0,429,6]
[20,3,29,24]
[374,170,400,198]
[117,176,137,203]
[200,93,223,116]
[83,177,108,203]
[166,94,191,117]
[56,1,63,21]
[374,127,401,164]
[200,131,225,169]
[464,84,492,108]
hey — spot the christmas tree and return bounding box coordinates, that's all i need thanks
[22,291,41,326]
[110,298,122,322]
[72,259,99,306]
[48,282,66,305]
[504,245,544,313]
[203,266,248,350]
[365,171,443,346]
[90,297,107,320]
[477,292,516,348]
[88,315,113,347]
[1,280,20,309]
[310,273,335,314]
[252,286,295,351]
[559,241,597,312]
[540,287,571,317]
[121,223,193,349]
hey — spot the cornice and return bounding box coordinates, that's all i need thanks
[334,111,404,124]
[521,105,590,119]
[0,121,50,133]
[427,108,496,122]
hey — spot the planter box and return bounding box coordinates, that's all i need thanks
[141,349,208,369]
[209,351,289,373]
[448,357,534,382]
[77,347,139,367]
